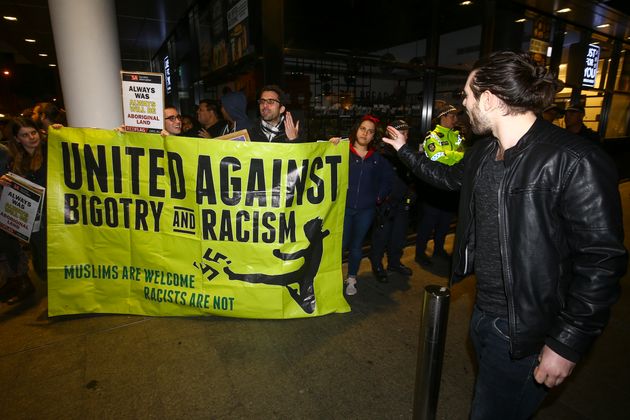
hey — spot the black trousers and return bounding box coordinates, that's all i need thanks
[370,202,409,268]
[415,202,454,257]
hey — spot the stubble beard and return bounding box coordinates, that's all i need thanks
[469,107,492,136]
[261,110,280,125]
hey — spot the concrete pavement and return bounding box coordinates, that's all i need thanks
[1,183,629,419]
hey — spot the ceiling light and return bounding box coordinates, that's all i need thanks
[39,53,48,57]
[556,8,571,13]
[3,16,18,21]
[2,70,10,76]
[459,1,472,5]
[0,113,5,118]
[25,38,36,43]
[49,64,57,67]
[515,18,526,23]
[596,23,610,29]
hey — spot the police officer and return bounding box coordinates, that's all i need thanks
[370,120,415,282]
[423,104,464,164]
[415,104,464,269]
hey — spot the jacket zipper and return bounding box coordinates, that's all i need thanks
[354,156,364,208]
[498,156,517,355]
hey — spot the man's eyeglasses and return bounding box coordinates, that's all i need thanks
[257,98,281,106]
[165,115,182,122]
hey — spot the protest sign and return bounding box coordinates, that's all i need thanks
[215,129,250,141]
[47,128,350,319]
[0,172,45,241]
[121,71,164,133]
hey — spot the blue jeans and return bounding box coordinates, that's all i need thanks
[342,208,375,276]
[470,306,548,420]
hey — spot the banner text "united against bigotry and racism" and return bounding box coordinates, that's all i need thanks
[47,128,351,319]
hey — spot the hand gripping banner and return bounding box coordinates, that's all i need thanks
[47,128,350,318]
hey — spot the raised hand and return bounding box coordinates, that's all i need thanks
[285,111,300,141]
[382,126,407,151]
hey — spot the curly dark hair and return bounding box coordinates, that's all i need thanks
[470,51,558,115]
[348,115,381,148]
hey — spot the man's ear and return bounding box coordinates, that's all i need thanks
[280,105,286,114]
[480,90,501,113]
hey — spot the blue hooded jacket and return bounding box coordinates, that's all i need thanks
[346,144,393,210]
[221,91,252,131]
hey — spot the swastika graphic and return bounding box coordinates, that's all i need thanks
[192,248,232,282]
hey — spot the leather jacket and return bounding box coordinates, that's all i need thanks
[398,118,627,360]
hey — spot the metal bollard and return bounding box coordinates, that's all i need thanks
[413,285,450,420]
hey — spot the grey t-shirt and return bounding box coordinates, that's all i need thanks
[474,158,508,317]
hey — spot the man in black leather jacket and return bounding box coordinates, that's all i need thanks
[383,51,627,419]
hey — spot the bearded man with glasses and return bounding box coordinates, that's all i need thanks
[248,85,304,143]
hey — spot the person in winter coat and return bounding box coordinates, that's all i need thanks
[415,103,465,268]
[369,119,415,282]
[330,115,392,295]
[0,117,47,304]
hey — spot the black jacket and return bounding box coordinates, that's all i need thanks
[376,142,414,206]
[577,124,601,143]
[398,118,627,361]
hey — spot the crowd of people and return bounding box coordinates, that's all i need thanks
[0,79,613,305]
[159,85,474,295]
[149,84,470,297]
[0,50,627,419]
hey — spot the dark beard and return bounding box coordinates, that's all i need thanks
[471,124,491,136]
[469,110,491,136]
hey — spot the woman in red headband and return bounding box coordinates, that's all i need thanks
[330,115,392,295]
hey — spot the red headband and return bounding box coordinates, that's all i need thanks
[361,114,380,124]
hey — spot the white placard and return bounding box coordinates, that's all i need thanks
[0,172,45,241]
[121,71,164,133]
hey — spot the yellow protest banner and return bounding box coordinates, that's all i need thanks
[47,128,350,318]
